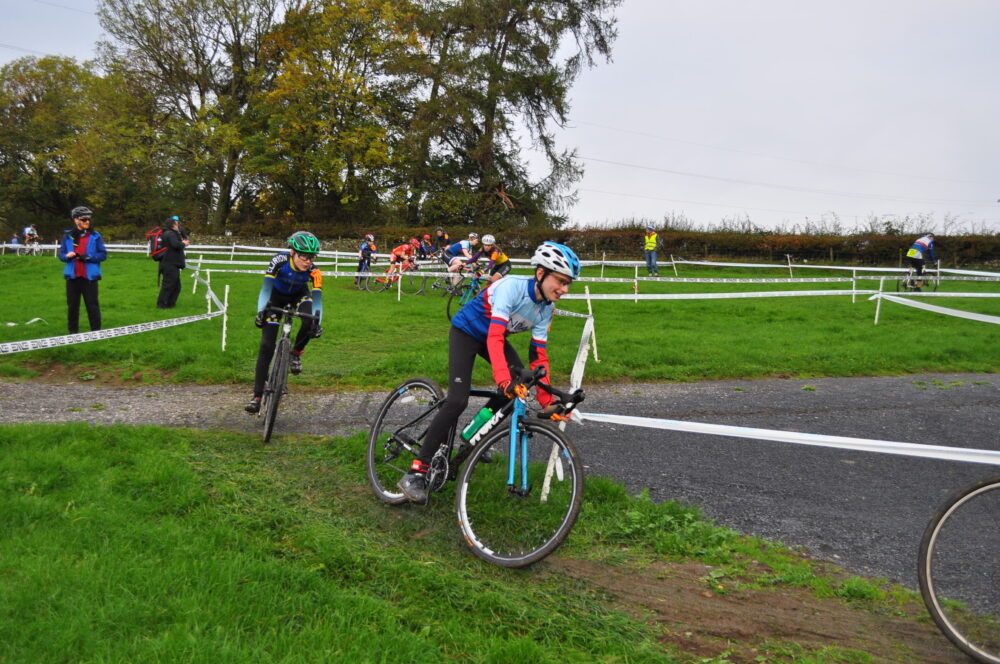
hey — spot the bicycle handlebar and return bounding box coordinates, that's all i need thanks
[266,304,320,322]
[511,366,585,414]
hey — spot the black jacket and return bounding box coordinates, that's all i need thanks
[159,227,186,268]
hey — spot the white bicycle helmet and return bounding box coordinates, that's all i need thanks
[531,241,581,280]
[468,232,479,240]
[481,234,496,246]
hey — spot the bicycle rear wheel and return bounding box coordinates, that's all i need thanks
[428,275,451,296]
[366,271,391,293]
[918,476,1000,664]
[262,337,291,444]
[366,377,444,505]
[897,269,915,292]
[456,421,584,568]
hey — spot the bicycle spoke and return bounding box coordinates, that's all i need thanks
[919,478,1000,664]
[456,422,583,567]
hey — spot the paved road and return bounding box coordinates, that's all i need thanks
[568,372,1000,589]
[3,372,998,589]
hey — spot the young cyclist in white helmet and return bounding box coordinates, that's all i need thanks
[397,241,582,503]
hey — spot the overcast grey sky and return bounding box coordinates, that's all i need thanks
[3,0,999,232]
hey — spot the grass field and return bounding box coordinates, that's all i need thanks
[1,251,999,389]
[1,424,929,663]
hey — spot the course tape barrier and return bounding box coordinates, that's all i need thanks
[574,411,1000,466]
[5,318,46,326]
[577,276,854,284]
[561,289,868,301]
[869,293,1000,325]
[0,311,224,355]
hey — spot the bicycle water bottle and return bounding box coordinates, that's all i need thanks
[461,407,494,442]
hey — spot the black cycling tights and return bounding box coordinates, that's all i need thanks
[253,295,315,397]
[416,326,523,464]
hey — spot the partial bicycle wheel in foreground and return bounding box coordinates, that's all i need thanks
[918,476,1000,664]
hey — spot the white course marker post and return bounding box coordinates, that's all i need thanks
[874,277,885,325]
[221,284,230,351]
[584,286,600,363]
[191,255,202,294]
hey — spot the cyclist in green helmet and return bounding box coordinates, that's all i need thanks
[246,231,324,413]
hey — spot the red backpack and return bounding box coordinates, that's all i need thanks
[146,226,167,260]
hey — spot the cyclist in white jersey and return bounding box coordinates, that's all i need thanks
[397,241,581,503]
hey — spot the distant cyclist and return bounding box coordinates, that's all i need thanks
[22,224,39,245]
[443,232,480,285]
[433,227,451,253]
[356,233,377,286]
[905,233,937,292]
[246,231,324,414]
[396,241,581,503]
[471,233,511,283]
[389,238,419,270]
[416,234,435,259]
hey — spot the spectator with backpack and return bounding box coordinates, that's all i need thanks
[156,215,189,309]
[58,206,107,334]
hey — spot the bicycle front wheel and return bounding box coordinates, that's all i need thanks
[366,377,445,505]
[456,421,584,568]
[918,476,1000,664]
[401,271,425,295]
[262,337,291,444]
[447,280,482,320]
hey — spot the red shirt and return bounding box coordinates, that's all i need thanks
[73,233,91,278]
[390,244,414,261]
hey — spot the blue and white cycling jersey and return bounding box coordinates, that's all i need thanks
[451,275,552,344]
[445,239,472,258]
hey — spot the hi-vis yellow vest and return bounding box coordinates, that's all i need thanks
[644,232,658,251]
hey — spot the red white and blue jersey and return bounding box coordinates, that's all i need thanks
[452,276,554,388]
[907,235,936,261]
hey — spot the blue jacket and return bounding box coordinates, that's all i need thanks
[59,229,107,280]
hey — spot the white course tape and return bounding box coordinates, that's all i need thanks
[575,411,1000,466]
[554,308,592,319]
[577,276,854,284]
[5,318,46,327]
[561,289,869,301]
[869,293,1000,325]
[0,311,224,355]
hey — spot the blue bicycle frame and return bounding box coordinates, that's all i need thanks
[507,394,529,491]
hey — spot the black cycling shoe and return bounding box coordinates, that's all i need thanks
[245,396,262,414]
[397,471,428,503]
[289,352,303,375]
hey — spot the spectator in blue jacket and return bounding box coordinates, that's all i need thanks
[58,206,107,333]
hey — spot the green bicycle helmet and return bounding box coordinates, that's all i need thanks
[288,230,320,255]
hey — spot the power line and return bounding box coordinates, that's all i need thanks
[578,155,995,208]
[31,0,95,15]
[0,42,49,57]
[574,120,993,187]
[579,188,816,217]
